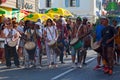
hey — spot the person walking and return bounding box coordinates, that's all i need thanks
[101,18,117,75]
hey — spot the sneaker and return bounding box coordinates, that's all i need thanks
[71,63,76,68]
[61,61,65,64]
[30,65,36,68]
[79,64,82,68]
[54,64,58,68]
[36,66,42,69]
[16,65,20,68]
[108,70,113,75]
[94,65,101,70]
[48,65,52,68]
[25,65,29,68]
[83,63,87,65]
[77,63,82,68]
[104,67,109,73]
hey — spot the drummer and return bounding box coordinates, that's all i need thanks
[70,17,84,68]
[93,17,105,70]
[22,20,31,68]
[24,21,36,68]
[56,19,68,64]
[44,19,58,68]
[82,17,91,65]
[34,21,43,68]
[17,20,25,62]
[101,18,117,75]
[3,18,20,68]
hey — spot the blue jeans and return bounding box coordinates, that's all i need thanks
[4,44,19,67]
[58,39,67,62]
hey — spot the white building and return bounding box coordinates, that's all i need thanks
[39,0,103,22]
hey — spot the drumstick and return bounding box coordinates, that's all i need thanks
[79,30,92,39]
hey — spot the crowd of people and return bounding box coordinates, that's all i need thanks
[0,16,120,75]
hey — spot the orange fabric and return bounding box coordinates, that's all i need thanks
[115,28,120,44]
[102,59,107,66]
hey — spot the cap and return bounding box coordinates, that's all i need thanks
[100,16,107,19]
[37,19,41,23]
[35,22,42,29]
[35,22,42,26]
[61,17,67,25]
[76,17,82,21]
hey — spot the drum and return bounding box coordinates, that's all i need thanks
[90,36,101,53]
[24,41,36,50]
[8,40,17,47]
[91,42,101,53]
[91,42,100,50]
[70,38,79,46]
[0,38,5,42]
[70,38,83,50]
[48,40,57,48]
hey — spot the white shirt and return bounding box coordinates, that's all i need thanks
[61,17,67,25]
[3,28,17,44]
[17,25,24,33]
[37,29,43,38]
[44,26,57,41]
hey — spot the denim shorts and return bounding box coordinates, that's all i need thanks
[71,47,84,56]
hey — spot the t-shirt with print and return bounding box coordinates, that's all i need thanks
[101,25,117,47]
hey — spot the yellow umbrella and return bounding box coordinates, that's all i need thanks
[45,8,73,17]
[46,13,60,19]
[23,13,52,22]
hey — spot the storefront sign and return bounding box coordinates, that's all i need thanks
[24,3,33,9]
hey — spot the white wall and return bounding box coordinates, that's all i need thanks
[39,0,46,9]
[39,0,96,15]
[66,0,95,16]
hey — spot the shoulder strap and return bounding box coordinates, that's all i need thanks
[47,27,54,39]
[76,24,82,37]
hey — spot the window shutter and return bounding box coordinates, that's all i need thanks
[65,0,69,7]
[76,0,80,7]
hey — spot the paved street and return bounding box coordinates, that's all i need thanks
[0,50,120,80]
